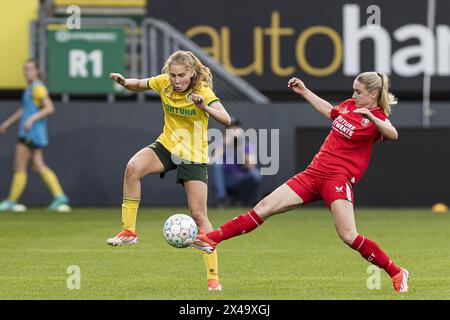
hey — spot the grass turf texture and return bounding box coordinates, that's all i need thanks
[0,207,449,300]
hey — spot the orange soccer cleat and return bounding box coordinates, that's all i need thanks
[106,229,138,247]
[391,268,410,293]
[190,231,217,254]
[207,279,223,291]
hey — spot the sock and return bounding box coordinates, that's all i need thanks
[122,198,140,233]
[207,209,264,244]
[351,234,401,277]
[8,171,27,202]
[202,250,219,281]
[40,167,64,197]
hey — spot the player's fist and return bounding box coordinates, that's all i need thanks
[110,73,126,86]
[288,77,307,95]
[191,94,206,110]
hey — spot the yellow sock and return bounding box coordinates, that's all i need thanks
[40,167,64,197]
[122,198,140,233]
[202,250,219,281]
[8,171,27,202]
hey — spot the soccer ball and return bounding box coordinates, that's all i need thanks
[163,214,198,248]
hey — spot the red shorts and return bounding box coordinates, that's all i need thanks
[286,171,354,208]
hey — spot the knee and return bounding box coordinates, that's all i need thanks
[31,162,45,174]
[31,164,39,174]
[253,198,273,219]
[338,231,358,246]
[255,197,269,211]
[125,160,141,180]
[13,162,27,173]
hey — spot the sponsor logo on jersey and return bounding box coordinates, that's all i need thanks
[332,115,356,139]
[164,103,196,117]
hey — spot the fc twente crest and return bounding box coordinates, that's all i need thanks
[361,118,370,126]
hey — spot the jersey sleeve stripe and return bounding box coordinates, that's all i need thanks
[207,99,220,106]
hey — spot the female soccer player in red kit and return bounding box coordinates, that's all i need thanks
[195,72,409,293]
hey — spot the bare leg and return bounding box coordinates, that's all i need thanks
[254,183,304,220]
[329,199,358,245]
[330,199,407,291]
[184,180,210,231]
[13,144,32,173]
[30,149,46,174]
[106,147,166,244]
[185,180,222,289]
[123,147,165,199]
[197,183,304,249]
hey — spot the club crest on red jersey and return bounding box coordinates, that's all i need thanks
[361,118,370,126]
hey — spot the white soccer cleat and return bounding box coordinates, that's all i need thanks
[190,242,215,254]
[106,229,138,247]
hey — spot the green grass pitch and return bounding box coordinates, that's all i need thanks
[0,207,449,300]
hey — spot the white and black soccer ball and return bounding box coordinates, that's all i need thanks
[163,214,198,248]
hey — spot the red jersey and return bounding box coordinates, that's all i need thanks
[305,99,392,186]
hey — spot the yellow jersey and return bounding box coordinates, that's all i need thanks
[147,74,219,163]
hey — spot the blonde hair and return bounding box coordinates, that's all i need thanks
[162,50,213,93]
[356,71,397,115]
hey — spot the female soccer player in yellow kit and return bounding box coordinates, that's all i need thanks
[107,50,231,291]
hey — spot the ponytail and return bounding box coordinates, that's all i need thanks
[377,72,397,116]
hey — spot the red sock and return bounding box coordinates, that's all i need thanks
[351,234,401,277]
[207,209,264,244]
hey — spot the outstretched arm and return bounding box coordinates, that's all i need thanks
[110,73,149,92]
[288,77,333,119]
[0,108,23,133]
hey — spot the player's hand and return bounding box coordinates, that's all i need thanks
[24,119,34,131]
[191,94,206,110]
[288,77,308,95]
[353,108,374,120]
[110,73,126,86]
